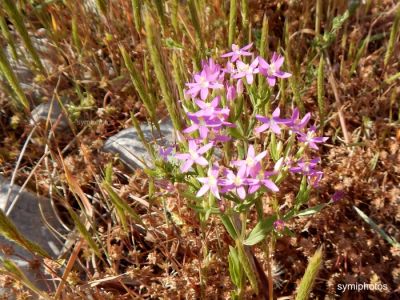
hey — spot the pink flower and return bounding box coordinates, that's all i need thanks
[221,43,253,62]
[287,108,311,133]
[332,190,345,203]
[247,170,279,194]
[259,53,291,87]
[226,85,236,101]
[289,158,324,187]
[193,96,224,118]
[219,166,248,199]
[159,145,175,161]
[273,220,285,232]
[196,165,221,199]
[201,58,221,77]
[183,96,234,139]
[236,79,244,95]
[308,170,323,187]
[185,70,223,100]
[175,140,213,172]
[297,126,328,150]
[255,107,287,135]
[231,145,267,177]
[233,58,259,84]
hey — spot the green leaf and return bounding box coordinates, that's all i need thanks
[296,203,327,217]
[244,215,276,246]
[236,240,258,293]
[295,176,310,207]
[228,246,242,287]
[228,127,245,139]
[220,215,238,240]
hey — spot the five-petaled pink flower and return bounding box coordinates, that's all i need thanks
[221,43,253,62]
[247,169,279,194]
[297,126,328,150]
[231,145,268,177]
[289,157,320,175]
[196,165,221,199]
[234,58,259,84]
[255,107,287,135]
[259,53,292,87]
[186,70,223,100]
[220,166,248,199]
[175,140,213,172]
[287,108,311,133]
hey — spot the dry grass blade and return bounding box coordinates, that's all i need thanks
[325,56,350,144]
[62,162,94,219]
[54,238,84,299]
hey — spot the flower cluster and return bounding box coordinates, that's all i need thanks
[163,43,328,202]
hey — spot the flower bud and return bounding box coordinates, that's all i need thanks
[273,220,285,232]
[236,79,244,95]
[226,85,236,101]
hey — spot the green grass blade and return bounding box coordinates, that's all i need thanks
[1,0,45,73]
[0,258,51,300]
[102,181,145,227]
[153,0,166,31]
[0,46,30,111]
[130,112,157,161]
[240,0,249,44]
[236,240,258,294]
[353,206,400,247]
[95,0,107,16]
[317,55,325,128]
[0,209,49,257]
[131,0,142,33]
[384,4,400,66]
[144,8,182,131]
[188,0,205,62]
[65,205,101,257]
[228,0,237,46]
[170,0,179,33]
[259,14,268,59]
[295,247,323,300]
[120,45,157,123]
[0,12,18,61]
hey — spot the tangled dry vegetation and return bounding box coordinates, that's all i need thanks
[0,0,399,299]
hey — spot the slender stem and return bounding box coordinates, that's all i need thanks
[266,237,273,300]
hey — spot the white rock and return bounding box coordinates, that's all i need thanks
[0,175,65,292]
[103,119,175,170]
[30,100,68,129]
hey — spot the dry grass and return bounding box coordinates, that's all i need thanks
[0,0,399,299]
